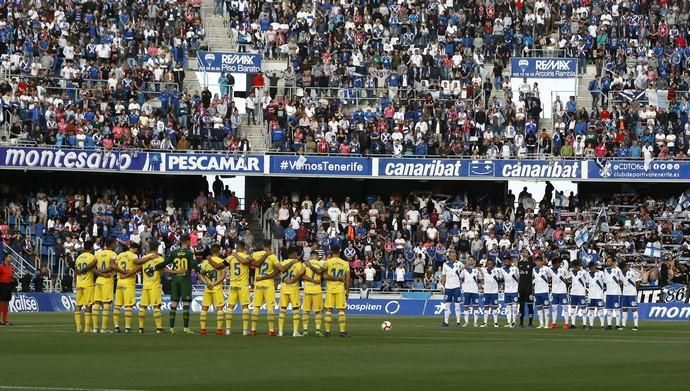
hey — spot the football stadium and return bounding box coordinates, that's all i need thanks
[1,0,690,390]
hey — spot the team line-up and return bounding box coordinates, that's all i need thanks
[73,235,351,337]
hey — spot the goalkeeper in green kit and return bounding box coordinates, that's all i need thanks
[157,235,199,334]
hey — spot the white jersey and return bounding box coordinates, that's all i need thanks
[441,261,463,290]
[550,267,570,294]
[480,267,501,294]
[533,267,552,294]
[460,267,480,294]
[586,270,605,300]
[570,269,588,296]
[622,269,641,296]
[502,266,519,294]
[603,267,624,296]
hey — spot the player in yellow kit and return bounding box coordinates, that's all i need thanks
[73,241,97,333]
[323,245,351,337]
[199,244,228,336]
[93,239,117,333]
[113,242,139,333]
[134,246,165,333]
[208,241,253,335]
[278,247,304,337]
[302,250,326,336]
[251,241,280,336]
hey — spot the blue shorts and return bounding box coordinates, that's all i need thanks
[569,295,586,306]
[587,299,604,308]
[551,293,568,305]
[534,293,550,306]
[503,292,518,304]
[482,293,499,306]
[605,295,621,309]
[444,288,462,303]
[620,295,638,308]
[463,292,479,306]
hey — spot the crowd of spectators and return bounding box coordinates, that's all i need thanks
[258,184,690,290]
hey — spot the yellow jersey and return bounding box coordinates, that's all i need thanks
[142,255,164,289]
[75,252,96,288]
[200,258,224,292]
[325,257,349,293]
[116,251,138,286]
[95,249,117,279]
[280,260,304,291]
[253,251,279,287]
[228,252,250,288]
[303,260,324,294]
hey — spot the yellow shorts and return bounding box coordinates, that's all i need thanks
[325,291,346,310]
[279,289,301,309]
[253,285,276,308]
[75,286,95,307]
[94,280,114,303]
[140,287,162,307]
[115,284,136,307]
[227,286,250,307]
[202,289,225,308]
[302,292,323,312]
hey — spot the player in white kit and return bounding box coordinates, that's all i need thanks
[532,257,553,329]
[586,262,606,328]
[620,261,641,331]
[479,259,501,328]
[502,256,520,328]
[440,250,464,327]
[549,258,571,329]
[602,257,624,330]
[568,260,588,329]
[460,257,481,327]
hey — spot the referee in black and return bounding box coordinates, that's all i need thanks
[517,248,535,328]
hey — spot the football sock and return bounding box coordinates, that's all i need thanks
[483,308,489,325]
[267,307,275,333]
[605,310,612,326]
[615,309,621,326]
[315,312,322,331]
[443,303,451,323]
[138,311,146,329]
[551,305,558,323]
[169,307,177,328]
[538,309,544,326]
[473,310,478,326]
[182,305,190,328]
[101,303,111,330]
[226,312,233,330]
[200,310,207,330]
[75,311,82,332]
[278,309,286,333]
[463,310,469,324]
[633,311,639,327]
[113,305,121,329]
[324,311,332,332]
[303,313,310,331]
[216,310,224,330]
[84,312,92,333]
[242,308,249,331]
[92,303,102,330]
[338,310,346,333]
[506,306,512,325]
[544,309,550,326]
[570,306,577,325]
[251,308,259,331]
[622,310,628,327]
[597,309,605,326]
[492,309,498,325]
[454,303,462,323]
[124,307,132,329]
[293,311,301,333]
[153,308,162,329]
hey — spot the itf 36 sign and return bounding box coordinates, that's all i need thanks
[511,58,577,78]
[197,51,262,73]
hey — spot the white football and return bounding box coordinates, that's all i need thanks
[381,321,392,331]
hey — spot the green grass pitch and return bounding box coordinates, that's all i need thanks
[0,313,689,391]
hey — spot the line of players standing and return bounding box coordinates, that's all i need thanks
[440,248,641,330]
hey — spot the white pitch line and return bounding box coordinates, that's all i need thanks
[0,388,147,391]
[379,335,690,344]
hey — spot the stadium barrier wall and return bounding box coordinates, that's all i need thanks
[8,293,690,321]
[3,145,690,182]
